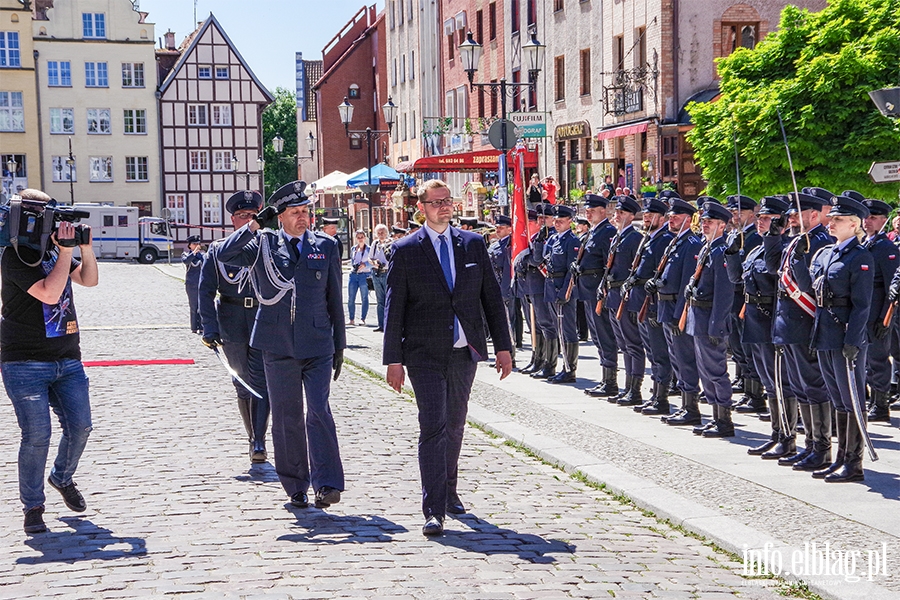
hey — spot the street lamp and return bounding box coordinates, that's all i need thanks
[257,157,265,197]
[338,95,397,233]
[5,157,16,197]
[66,137,75,202]
[272,134,285,154]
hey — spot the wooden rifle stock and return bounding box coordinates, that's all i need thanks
[637,222,687,324]
[885,302,896,328]
[617,228,652,320]
[596,225,623,315]
[679,244,708,331]
[564,232,589,303]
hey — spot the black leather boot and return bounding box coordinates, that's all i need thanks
[608,373,631,403]
[867,389,891,423]
[586,366,618,397]
[813,411,847,479]
[779,402,812,465]
[750,395,781,455]
[519,332,544,374]
[668,378,680,396]
[703,406,735,437]
[531,337,558,379]
[548,343,578,384]
[667,392,701,426]
[642,380,671,415]
[735,379,767,413]
[634,380,658,413]
[617,376,644,406]
[825,414,865,483]
[693,405,717,435]
[793,402,832,471]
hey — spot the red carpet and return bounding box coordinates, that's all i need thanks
[83,359,195,367]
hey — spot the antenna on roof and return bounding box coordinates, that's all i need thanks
[193,0,198,27]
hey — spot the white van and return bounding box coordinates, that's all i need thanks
[73,203,173,264]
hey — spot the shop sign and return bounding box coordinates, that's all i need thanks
[555,121,591,140]
[510,112,547,138]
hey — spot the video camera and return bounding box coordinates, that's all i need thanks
[0,196,91,255]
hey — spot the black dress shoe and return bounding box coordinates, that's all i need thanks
[373,327,384,332]
[315,486,341,508]
[446,493,466,515]
[250,441,267,464]
[290,492,309,508]
[24,506,47,534]
[47,476,86,512]
[422,516,444,536]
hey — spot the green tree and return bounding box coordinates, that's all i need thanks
[687,0,900,202]
[261,87,298,199]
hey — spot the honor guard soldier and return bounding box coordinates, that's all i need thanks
[198,191,271,463]
[459,217,478,230]
[182,235,204,333]
[408,220,422,234]
[657,199,704,426]
[603,196,645,403]
[392,225,407,239]
[727,196,795,456]
[488,214,516,367]
[860,197,897,423]
[320,218,343,261]
[579,194,619,397]
[626,197,674,413]
[806,195,874,482]
[526,204,561,379]
[543,204,580,383]
[764,189,834,468]
[684,200,735,437]
[514,209,540,370]
[726,195,766,414]
[216,181,346,510]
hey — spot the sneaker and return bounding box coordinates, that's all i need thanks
[24,506,47,534]
[359,320,366,327]
[315,486,341,508]
[47,477,86,512]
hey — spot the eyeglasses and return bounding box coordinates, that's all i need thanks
[421,198,454,207]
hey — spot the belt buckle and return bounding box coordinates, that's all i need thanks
[243,297,255,309]
[788,289,801,300]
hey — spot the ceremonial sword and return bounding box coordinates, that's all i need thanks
[846,356,879,462]
[212,346,263,399]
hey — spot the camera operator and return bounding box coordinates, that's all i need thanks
[1,188,97,534]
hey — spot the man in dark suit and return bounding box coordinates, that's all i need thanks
[216,181,346,510]
[383,179,513,536]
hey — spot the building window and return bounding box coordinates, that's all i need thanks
[349,135,362,150]
[527,0,537,26]
[215,66,229,79]
[85,62,108,87]
[662,134,679,179]
[86,108,111,134]
[89,156,113,182]
[211,104,231,126]
[198,65,212,79]
[411,110,416,138]
[400,55,406,83]
[166,194,186,224]
[511,70,521,112]
[47,61,72,87]
[123,109,147,134]
[188,104,208,126]
[580,49,591,96]
[511,0,520,34]
[401,113,407,141]
[202,194,221,225]
[636,27,647,67]
[490,79,497,116]
[475,10,483,42]
[125,156,148,181]
[52,156,76,182]
[554,56,565,101]
[478,87,485,118]
[122,63,145,87]
[0,92,24,132]
[49,107,75,134]
[614,35,625,73]
[0,32,21,67]
[213,151,233,172]
[410,50,415,80]
[82,13,106,39]
[569,139,580,161]
[392,58,397,87]
[407,0,414,22]
[190,150,209,172]
[554,0,564,11]
[447,32,454,61]
[724,22,758,54]
[348,84,360,99]
[389,0,396,29]
[488,3,497,40]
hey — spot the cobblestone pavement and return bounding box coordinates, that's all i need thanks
[0,262,791,598]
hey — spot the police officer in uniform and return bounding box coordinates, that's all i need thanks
[579,194,619,397]
[543,205,580,383]
[488,214,516,367]
[860,197,897,423]
[627,197,674,413]
[685,200,735,437]
[806,194,873,482]
[216,181,346,509]
[182,235,204,333]
[514,209,541,372]
[603,196,644,403]
[650,199,705,426]
[527,204,561,379]
[726,195,766,414]
[199,191,271,463]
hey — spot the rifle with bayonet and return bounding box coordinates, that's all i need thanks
[678,241,711,332]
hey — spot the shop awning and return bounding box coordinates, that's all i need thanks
[596,120,650,141]
[396,148,539,173]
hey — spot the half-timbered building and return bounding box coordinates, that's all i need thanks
[156,14,273,243]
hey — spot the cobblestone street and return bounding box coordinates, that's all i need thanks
[0,262,794,598]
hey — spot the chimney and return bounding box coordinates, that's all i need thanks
[164,30,176,50]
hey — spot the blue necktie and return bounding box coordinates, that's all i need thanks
[439,235,459,343]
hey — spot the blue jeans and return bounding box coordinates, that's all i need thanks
[2,359,92,512]
[347,271,370,321]
[372,272,388,329]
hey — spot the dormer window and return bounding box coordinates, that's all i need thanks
[348,84,360,99]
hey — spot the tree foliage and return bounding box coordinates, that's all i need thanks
[261,87,298,199]
[687,0,900,202]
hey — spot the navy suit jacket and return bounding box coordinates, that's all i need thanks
[383,226,512,369]
[216,225,346,360]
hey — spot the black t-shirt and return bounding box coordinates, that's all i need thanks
[0,247,82,362]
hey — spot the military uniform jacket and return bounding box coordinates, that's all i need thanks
[543,229,579,302]
[685,237,733,338]
[575,219,616,303]
[728,226,762,313]
[519,229,551,296]
[603,225,640,312]
[488,235,513,299]
[182,250,203,288]
[630,228,674,314]
[726,241,777,344]
[656,231,703,326]
[863,233,898,327]
[198,239,256,343]
[216,225,346,360]
[808,238,873,351]
[764,224,833,346]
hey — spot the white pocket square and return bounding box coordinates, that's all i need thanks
[465,263,477,267]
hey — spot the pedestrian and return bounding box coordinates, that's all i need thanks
[182,235,204,333]
[370,223,391,332]
[527,174,543,208]
[542,176,558,204]
[807,193,874,482]
[888,215,900,242]
[685,199,735,438]
[198,190,271,464]
[348,230,371,326]
[383,179,512,536]
[543,204,581,384]
[1,188,98,534]
[215,180,346,510]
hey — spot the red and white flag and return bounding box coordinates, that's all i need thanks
[510,146,529,277]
